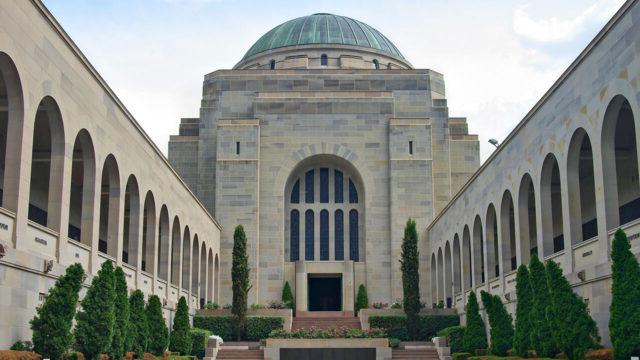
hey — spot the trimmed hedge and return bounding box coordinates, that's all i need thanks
[189,329,212,359]
[439,326,465,353]
[452,352,471,360]
[193,316,284,341]
[369,315,459,341]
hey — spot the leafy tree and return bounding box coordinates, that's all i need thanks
[513,264,534,357]
[529,255,557,358]
[128,290,149,356]
[480,291,514,356]
[609,229,640,360]
[232,225,251,340]
[281,281,294,310]
[74,261,116,360]
[462,291,487,353]
[30,263,85,360]
[110,267,130,360]
[169,296,192,355]
[355,284,369,314]
[146,295,169,355]
[546,260,600,360]
[400,218,421,340]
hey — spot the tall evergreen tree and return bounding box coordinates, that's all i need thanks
[463,291,487,353]
[480,291,514,356]
[128,290,149,357]
[529,255,557,358]
[146,295,169,355]
[281,281,294,310]
[513,264,534,357]
[609,229,640,360]
[74,261,116,360]
[400,219,421,340]
[169,296,192,355]
[355,284,369,314]
[30,263,85,360]
[110,267,130,360]
[232,225,251,340]
[546,260,600,360]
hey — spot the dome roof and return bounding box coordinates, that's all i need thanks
[242,13,405,61]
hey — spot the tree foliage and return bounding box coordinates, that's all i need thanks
[281,281,294,310]
[146,295,169,355]
[609,229,640,360]
[169,296,192,355]
[30,263,85,360]
[480,291,514,356]
[232,225,251,340]
[355,284,369,314]
[128,290,149,356]
[110,267,130,360]
[462,291,487,353]
[546,260,600,360]
[529,255,557,358]
[74,261,116,360]
[400,218,421,340]
[513,264,534,357]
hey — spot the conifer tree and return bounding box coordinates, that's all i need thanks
[74,261,116,360]
[30,263,85,360]
[609,229,640,360]
[400,219,421,340]
[529,255,557,358]
[281,281,294,310]
[546,260,600,360]
[355,284,369,314]
[128,290,149,357]
[463,291,487,353]
[110,267,130,360]
[169,296,192,355]
[146,295,169,355]
[513,264,534,357]
[480,291,514,356]
[232,225,251,340]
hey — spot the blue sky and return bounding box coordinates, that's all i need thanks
[42,0,625,161]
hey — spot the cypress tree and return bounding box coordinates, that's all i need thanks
[128,290,149,357]
[480,291,514,356]
[281,281,294,310]
[400,218,421,340]
[355,284,369,314]
[529,255,557,358]
[146,295,169,355]
[74,261,116,360]
[513,264,534,357]
[609,229,640,360]
[110,267,130,360]
[546,260,600,360]
[462,291,487,353]
[169,296,192,355]
[30,263,85,360]
[232,225,251,341]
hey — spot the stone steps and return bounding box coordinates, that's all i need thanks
[392,348,440,359]
[291,316,361,330]
[216,348,264,360]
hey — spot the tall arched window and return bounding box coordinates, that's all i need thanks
[270,59,276,70]
[373,59,380,69]
[321,54,328,66]
[285,160,364,262]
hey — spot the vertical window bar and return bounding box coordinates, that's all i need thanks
[290,210,299,261]
[320,168,329,203]
[305,170,314,203]
[409,141,413,155]
[305,210,314,260]
[349,178,358,203]
[236,141,240,155]
[335,210,344,260]
[320,210,329,260]
[349,210,359,261]
[291,179,300,204]
[335,170,343,203]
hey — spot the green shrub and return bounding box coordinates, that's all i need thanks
[75,261,116,360]
[368,314,459,341]
[10,341,33,352]
[268,301,287,309]
[146,295,169,355]
[189,329,211,359]
[370,315,407,340]
[267,327,386,339]
[232,225,251,341]
[480,291,513,356]
[452,352,472,360]
[462,291,487,353]
[250,304,266,310]
[401,219,421,340]
[609,229,640,360]
[513,264,534,358]
[30,263,84,360]
[128,290,149,356]
[170,296,192,356]
[244,317,284,341]
[529,255,557,358]
[391,302,402,309]
[281,282,294,310]
[355,284,369,314]
[204,302,219,310]
[388,338,400,348]
[193,316,234,341]
[111,267,130,360]
[439,326,465,353]
[422,315,459,338]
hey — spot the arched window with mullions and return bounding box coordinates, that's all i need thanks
[321,54,328,66]
[285,160,364,262]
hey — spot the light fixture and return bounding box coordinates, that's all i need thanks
[488,138,500,148]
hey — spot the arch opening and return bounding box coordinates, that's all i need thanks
[171,216,181,286]
[472,216,484,285]
[68,130,95,246]
[567,129,598,244]
[541,154,565,256]
[501,191,517,272]
[123,175,140,265]
[98,155,120,257]
[157,205,170,281]
[518,174,538,264]
[462,226,472,290]
[444,242,452,308]
[486,204,499,279]
[452,234,461,295]
[141,192,156,273]
[182,226,191,291]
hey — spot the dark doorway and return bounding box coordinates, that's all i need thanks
[308,274,341,311]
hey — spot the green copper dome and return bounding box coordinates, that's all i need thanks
[242,13,405,60]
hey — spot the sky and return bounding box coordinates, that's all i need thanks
[42,0,626,161]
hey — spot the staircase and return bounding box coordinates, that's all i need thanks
[291,316,361,330]
[217,342,263,360]
[392,342,439,360]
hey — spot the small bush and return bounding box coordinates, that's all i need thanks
[281,282,294,310]
[169,297,192,356]
[355,285,369,314]
[9,342,33,352]
[267,327,386,339]
[372,302,388,309]
[222,304,232,310]
[368,315,459,340]
[250,304,266,310]
[0,351,42,360]
[245,317,284,341]
[189,329,212,359]
[268,302,286,310]
[439,326,466,353]
[388,338,401,348]
[452,352,471,360]
[62,352,85,360]
[204,302,219,310]
[391,302,402,309]
[193,316,234,341]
